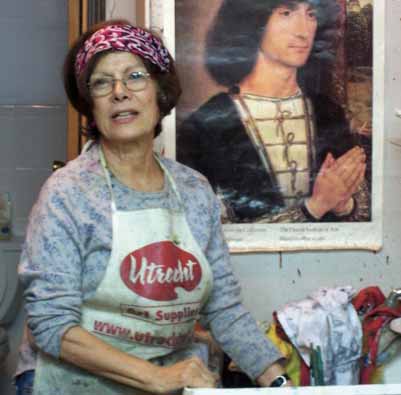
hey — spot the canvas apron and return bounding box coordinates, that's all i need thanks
[33,147,213,395]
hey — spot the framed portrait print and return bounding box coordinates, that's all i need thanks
[148,0,384,253]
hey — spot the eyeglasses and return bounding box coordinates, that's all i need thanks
[87,71,151,97]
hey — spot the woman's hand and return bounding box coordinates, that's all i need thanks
[307,147,366,219]
[60,327,217,394]
[256,361,292,387]
[152,357,218,393]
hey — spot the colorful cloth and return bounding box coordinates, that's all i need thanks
[352,287,401,384]
[75,24,170,76]
[277,286,362,385]
[271,313,310,386]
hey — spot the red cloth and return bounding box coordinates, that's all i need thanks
[352,286,385,316]
[352,287,401,384]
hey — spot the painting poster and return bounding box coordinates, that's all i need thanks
[150,0,383,252]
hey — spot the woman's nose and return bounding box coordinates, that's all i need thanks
[112,79,130,101]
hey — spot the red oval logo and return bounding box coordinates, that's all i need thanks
[120,241,202,301]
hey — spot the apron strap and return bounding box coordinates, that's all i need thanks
[153,153,185,209]
[98,145,118,212]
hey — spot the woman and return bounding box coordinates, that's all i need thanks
[177,0,370,223]
[16,20,291,394]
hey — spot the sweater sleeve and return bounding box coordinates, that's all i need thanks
[19,176,84,359]
[199,192,283,380]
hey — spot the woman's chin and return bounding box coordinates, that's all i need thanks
[102,128,154,146]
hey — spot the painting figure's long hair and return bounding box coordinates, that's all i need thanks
[205,0,341,89]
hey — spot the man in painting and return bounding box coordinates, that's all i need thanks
[177,0,370,223]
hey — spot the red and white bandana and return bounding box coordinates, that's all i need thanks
[75,24,170,77]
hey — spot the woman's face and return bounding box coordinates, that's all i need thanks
[260,2,317,70]
[89,52,160,145]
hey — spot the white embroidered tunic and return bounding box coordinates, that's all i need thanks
[234,92,317,208]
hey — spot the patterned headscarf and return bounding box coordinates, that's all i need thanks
[75,24,170,77]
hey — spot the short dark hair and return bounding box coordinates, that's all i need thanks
[63,19,181,139]
[205,0,341,88]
